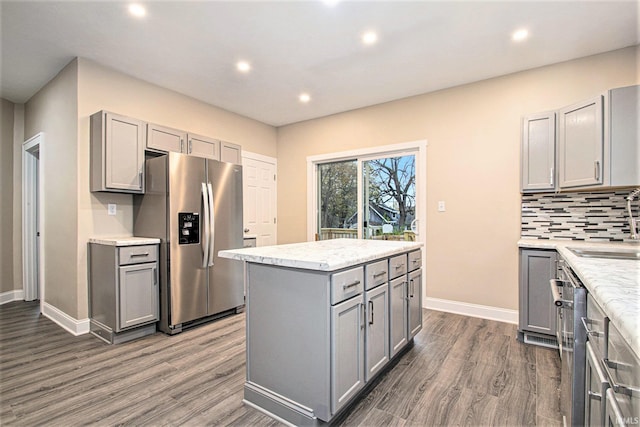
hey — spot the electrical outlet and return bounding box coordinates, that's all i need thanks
[438,201,446,212]
[108,204,117,216]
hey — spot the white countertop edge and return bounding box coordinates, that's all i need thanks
[219,239,423,272]
[517,238,640,360]
[89,236,161,246]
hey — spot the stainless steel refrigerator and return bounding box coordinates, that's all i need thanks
[134,152,244,334]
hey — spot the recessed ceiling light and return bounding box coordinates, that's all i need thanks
[322,0,341,7]
[362,31,378,45]
[299,93,311,103]
[236,61,251,73]
[128,3,146,18]
[512,28,529,42]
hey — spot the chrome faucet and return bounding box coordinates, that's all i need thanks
[627,188,640,240]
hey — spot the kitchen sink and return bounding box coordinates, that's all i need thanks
[567,247,640,260]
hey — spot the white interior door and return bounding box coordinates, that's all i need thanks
[242,153,277,246]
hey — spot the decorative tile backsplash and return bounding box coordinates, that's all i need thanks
[521,190,640,241]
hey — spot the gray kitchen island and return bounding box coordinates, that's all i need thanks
[219,238,423,426]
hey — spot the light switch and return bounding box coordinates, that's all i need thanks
[437,201,446,212]
[108,204,117,216]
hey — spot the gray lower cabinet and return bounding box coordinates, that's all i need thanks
[365,283,389,381]
[90,111,146,193]
[408,267,423,339]
[89,241,159,344]
[243,249,421,425]
[585,342,608,426]
[331,293,365,414]
[518,249,558,344]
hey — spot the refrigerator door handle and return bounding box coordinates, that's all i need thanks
[207,182,215,267]
[201,182,211,269]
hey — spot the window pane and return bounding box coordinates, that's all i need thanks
[317,160,357,240]
[363,155,415,240]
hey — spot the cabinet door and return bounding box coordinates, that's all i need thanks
[220,141,242,164]
[188,133,220,160]
[118,262,159,330]
[92,111,145,193]
[521,112,556,192]
[331,295,365,414]
[558,96,604,188]
[365,284,389,382]
[389,275,408,358]
[147,123,187,153]
[408,268,422,339]
[519,249,557,336]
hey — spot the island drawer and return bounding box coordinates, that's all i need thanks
[331,266,364,304]
[408,250,422,272]
[119,245,158,265]
[365,260,388,290]
[389,254,407,280]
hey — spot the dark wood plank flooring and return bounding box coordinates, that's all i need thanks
[0,301,561,426]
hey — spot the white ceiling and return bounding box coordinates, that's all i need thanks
[1,1,638,126]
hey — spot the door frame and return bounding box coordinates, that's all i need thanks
[22,132,45,310]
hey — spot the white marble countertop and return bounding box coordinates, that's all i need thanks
[219,238,423,272]
[89,236,161,246]
[518,238,640,359]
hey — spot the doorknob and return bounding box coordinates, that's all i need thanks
[244,228,250,233]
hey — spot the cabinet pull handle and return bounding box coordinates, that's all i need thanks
[580,317,602,338]
[587,390,601,401]
[594,161,600,181]
[395,264,403,270]
[409,279,414,298]
[603,358,640,396]
[369,300,374,325]
[153,267,157,285]
[130,252,150,257]
[343,280,361,290]
[188,139,192,153]
[139,171,143,188]
[373,271,386,278]
[361,303,365,330]
[180,139,184,153]
[549,167,554,186]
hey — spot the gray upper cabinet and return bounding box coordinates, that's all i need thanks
[90,111,145,193]
[220,140,242,164]
[521,85,638,192]
[521,112,556,192]
[147,123,187,153]
[188,133,220,160]
[606,84,639,187]
[558,95,604,189]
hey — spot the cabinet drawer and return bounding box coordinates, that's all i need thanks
[365,260,387,290]
[585,294,607,358]
[331,267,364,305]
[389,254,407,280]
[119,245,158,266]
[408,250,422,272]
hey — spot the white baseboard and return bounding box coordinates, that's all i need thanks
[424,297,518,325]
[42,302,90,336]
[0,290,25,305]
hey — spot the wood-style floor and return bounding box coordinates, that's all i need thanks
[0,301,562,426]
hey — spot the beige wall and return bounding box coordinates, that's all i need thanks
[73,58,278,319]
[277,46,639,311]
[25,60,79,316]
[1,98,15,293]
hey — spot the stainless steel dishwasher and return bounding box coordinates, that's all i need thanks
[550,257,587,426]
